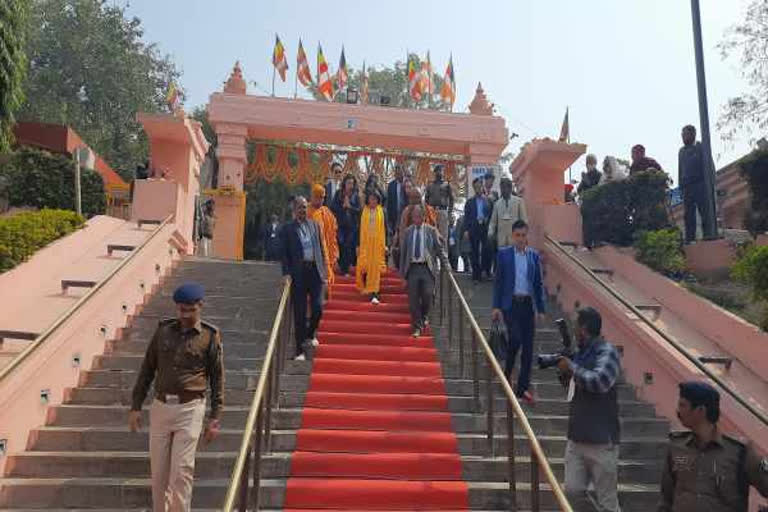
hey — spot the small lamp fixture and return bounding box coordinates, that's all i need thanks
[346,87,359,104]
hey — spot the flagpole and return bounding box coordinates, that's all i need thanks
[427,51,432,109]
[405,49,410,109]
[294,40,299,99]
[567,106,572,183]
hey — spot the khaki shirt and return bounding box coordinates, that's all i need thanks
[658,430,768,512]
[488,195,528,247]
[131,318,224,419]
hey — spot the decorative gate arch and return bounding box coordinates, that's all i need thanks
[207,61,508,260]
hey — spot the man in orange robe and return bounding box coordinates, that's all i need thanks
[309,184,339,284]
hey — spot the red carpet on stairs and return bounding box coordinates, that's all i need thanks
[284,271,470,510]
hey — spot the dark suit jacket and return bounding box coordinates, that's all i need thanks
[463,194,492,236]
[492,246,546,313]
[279,220,328,282]
[400,224,442,279]
[386,179,407,231]
[261,223,282,259]
[330,191,361,245]
[324,180,341,208]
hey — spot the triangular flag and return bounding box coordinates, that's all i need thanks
[166,81,180,111]
[337,46,348,91]
[440,55,456,109]
[297,39,312,87]
[272,34,288,82]
[420,51,433,96]
[559,107,570,142]
[408,54,422,102]
[361,61,369,104]
[317,43,334,101]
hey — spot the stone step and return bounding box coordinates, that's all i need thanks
[4,451,662,484]
[119,327,269,346]
[127,314,274,333]
[0,477,658,511]
[46,405,670,436]
[29,427,668,461]
[92,354,314,373]
[107,340,267,357]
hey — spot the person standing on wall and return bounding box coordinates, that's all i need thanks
[490,220,546,405]
[463,177,492,283]
[577,154,603,199]
[129,283,224,512]
[488,176,527,249]
[657,381,768,512]
[400,205,443,337]
[356,190,387,304]
[280,196,329,360]
[331,174,362,276]
[325,162,343,208]
[630,144,663,175]
[555,307,622,512]
[425,164,454,244]
[678,125,716,243]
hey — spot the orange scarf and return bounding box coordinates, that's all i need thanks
[356,205,386,294]
[308,204,338,284]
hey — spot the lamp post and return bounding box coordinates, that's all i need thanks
[73,148,83,216]
[690,0,719,239]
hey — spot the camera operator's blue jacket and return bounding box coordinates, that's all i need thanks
[492,246,546,313]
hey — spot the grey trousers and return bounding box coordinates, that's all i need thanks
[406,263,434,329]
[564,440,621,512]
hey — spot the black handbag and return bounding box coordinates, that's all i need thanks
[489,320,509,361]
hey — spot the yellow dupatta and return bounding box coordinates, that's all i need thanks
[356,204,386,294]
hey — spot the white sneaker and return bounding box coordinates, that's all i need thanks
[371,296,380,305]
[310,338,320,347]
[294,353,306,361]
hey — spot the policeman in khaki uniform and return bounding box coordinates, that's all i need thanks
[658,381,768,512]
[129,283,224,512]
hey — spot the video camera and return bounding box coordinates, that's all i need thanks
[537,318,573,369]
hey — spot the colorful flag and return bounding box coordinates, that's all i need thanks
[272,34,288,82]
[440,55,456,108]
[337,46,348,91]
[296,39,312,87]
[361,61,369,104]
[408,54,422,102]
[559,107,569,142]
[420,51,433,96]
[317,43,334,101]
[166,81,180,111]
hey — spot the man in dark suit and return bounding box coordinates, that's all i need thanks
[325,162,343,208]
[491,220,546,405]
[386,164,407,236]
[400,205,443,337]
[280,196,328,361]
[463,177,492,283]
[262,213,282,261]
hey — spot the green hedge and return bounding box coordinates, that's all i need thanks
[634,228,686,277]
[739,150,768,236]
[731,244,768,330]
[0,146,106,216]
[581,169,671,247]
[0,209,85,272]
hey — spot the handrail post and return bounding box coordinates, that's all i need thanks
[251,401,264,511]
[457,302,464,353]
[458,311,465,378]
[439,264,445,324]
[264,363,274,453]
[530,449,540,512]
[486,360,494,456]
[471,329,479,411]
[237,438,251,512]
[507,402,517,512]
[447,281,453,348]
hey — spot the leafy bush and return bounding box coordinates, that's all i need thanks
[0,209,85,272]
[739,150,768,236]
[634,228,686,276]
[581,169,671,247]
[0,146,105,216]
[731,244,768,330]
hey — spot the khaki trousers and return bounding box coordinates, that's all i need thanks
[564,440,621,512]
[436,209,449,245]
[149,398,206,512]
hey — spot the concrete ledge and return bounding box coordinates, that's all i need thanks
[683,238,737,280]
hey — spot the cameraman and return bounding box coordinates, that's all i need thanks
[556,307,622,512]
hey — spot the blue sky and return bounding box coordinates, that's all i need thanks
[122,0,754,185]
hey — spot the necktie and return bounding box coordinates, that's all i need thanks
[414,227,422,260]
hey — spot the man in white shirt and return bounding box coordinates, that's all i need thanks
[488,177,528,248]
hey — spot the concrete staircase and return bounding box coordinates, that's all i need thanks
[0,260,667,511]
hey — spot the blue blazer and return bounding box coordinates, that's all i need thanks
[492,246,546,313]
[386,179,407,230]
[463,195,491,235]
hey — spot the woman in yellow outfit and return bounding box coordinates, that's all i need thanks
[308,184,339,285]
[356,190,387,304]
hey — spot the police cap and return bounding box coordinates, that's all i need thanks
[173,283,205,304]
[679,381,719,406]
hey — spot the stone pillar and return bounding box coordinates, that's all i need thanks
[466,83,504,197]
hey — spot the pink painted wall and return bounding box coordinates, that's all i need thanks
[131,179,178,224]
[594,245,768,381]
[0,223,180,475]
[543,243,768,465]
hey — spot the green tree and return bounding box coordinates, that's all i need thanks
[719,0,768,141]
[0,0,29,153]
[20,0,180,178]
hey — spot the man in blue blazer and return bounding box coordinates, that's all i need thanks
[463,177,493,283]
[386,164,407,236]
[491,220,546,405]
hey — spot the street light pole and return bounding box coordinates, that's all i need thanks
[690,0,719,239]
[74,149,82,217]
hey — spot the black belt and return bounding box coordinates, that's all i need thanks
[302,261,316,267]
[512,295,532,302]
[410,261,427,265]
[434,206,449,211]
[156,391,204,404]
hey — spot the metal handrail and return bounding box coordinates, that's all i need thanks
[438,260,573,512]
[0,215,174,384]
[544,234,768,428]
[222,278,292,512]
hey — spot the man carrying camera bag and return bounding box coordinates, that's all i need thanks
[556,307,622,512]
